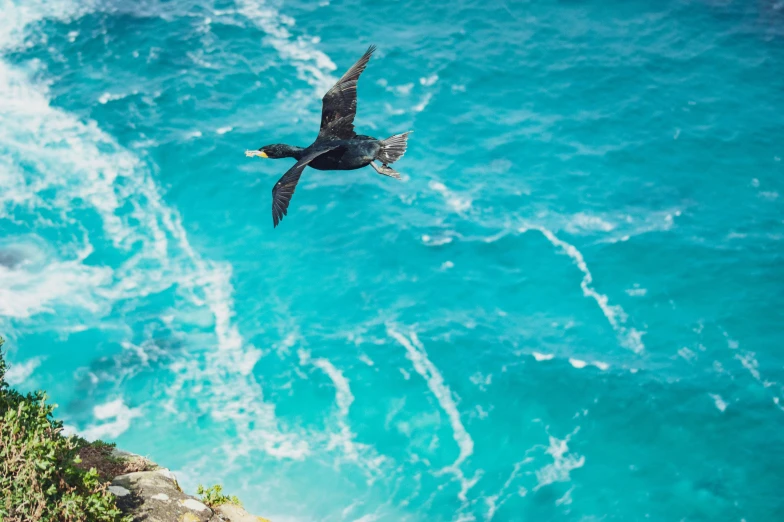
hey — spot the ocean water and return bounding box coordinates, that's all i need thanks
[1,0,783,519]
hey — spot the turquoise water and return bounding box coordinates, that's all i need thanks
[1,0,783,519]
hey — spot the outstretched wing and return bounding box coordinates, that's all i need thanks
[272,145,339,227]
[318,45,376,141]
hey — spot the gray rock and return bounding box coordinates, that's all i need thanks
[107,455,269,522]
[108,485,131,497]
[111,469,217,522]
[110,448,159,470]
[182,498,210,513]
[110,448,144,460]
[215,503,271,522]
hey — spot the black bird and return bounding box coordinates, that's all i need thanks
[245,45,411,227]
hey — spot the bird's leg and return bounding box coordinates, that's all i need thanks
[370,161,401,180]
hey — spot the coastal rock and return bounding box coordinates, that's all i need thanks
[101,449,269,522]
[105,452,269,522]
[111,448,160,469]
[111,468,216,522]
[215,503,272,522]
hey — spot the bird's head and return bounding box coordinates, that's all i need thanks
[245,144,299,159]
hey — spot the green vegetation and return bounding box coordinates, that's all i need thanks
[197,483,243,507]
[0,337,130,522]
[89,439,118,452]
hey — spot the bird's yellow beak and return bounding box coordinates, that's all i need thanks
[244,150,268,158]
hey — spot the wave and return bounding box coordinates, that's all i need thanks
[387,327,480,502]
[235,0,337,95]
[481,425,584,520]
[3,354,43,386]
[725,333,784,413]
[520,224,646,353]
[0,0,305,458]
[429,180,473,213]
[568,358,610,371]
[533,431,585,491]
[80,398,143,440]
[298,349,386,477]
[484,458,531,521]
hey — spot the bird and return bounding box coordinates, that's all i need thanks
[245,45,411,227]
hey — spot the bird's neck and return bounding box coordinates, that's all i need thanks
[279,145,306,160]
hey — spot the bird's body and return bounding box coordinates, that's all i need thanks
[245,45,411,227]
[309,137,380,171]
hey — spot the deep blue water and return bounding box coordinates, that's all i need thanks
[1,0,784,520]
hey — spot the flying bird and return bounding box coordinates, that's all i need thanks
[245,45,411,227]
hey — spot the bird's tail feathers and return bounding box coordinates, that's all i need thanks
[377,131,412,165]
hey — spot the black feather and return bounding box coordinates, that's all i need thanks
[317,45,376,141]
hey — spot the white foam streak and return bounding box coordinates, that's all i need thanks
[420,74,439,87]
[302,352,357,457]
[413,92,433,113]
[299,351,385,476]
[709,394,727,412]
[534,433,585,490]
[388,327,478,501]
[532,352,554,361]
[235,0,337,95]
[735,351,761,381]
[4,356,43,386]
[81,398,143,440]
[0,256,112,318]
[484,458,531,521]
[731,347,784,412]
[98,92,133,104]
[429,180,472,213]
[568,358,609,371]
[520,225,645,353]
[565,212,615,233]
[0,0,90,50]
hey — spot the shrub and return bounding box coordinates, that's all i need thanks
[0,337,130,522]
[197,483,243,507]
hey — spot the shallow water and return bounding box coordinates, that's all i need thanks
[1,0,783,520]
